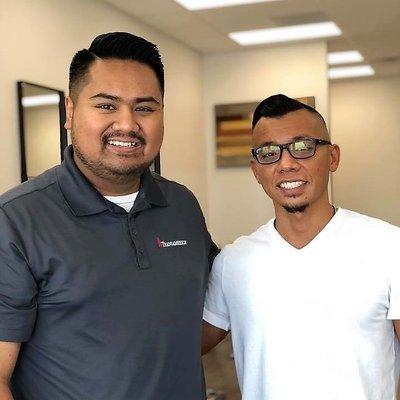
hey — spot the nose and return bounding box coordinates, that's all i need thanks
[277,148,301,172]
[113,107,139,133]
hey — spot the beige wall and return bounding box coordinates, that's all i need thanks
[203,42,329,245]
[0,0,207,210]
[330,77,400,227]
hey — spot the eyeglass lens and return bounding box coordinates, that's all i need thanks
[256,139,316,164]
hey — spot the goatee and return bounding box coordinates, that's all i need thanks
[283,204,309,213]
[71,130,150,183]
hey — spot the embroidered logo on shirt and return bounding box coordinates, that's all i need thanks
[156,237,187,248]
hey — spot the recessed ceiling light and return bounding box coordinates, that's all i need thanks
[327,51,364,65]
[328,65,375,79]
[229,22,341,46]
[22,94,60,107]
[174,0,279,11]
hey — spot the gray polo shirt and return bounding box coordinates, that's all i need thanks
[0,146,217,400]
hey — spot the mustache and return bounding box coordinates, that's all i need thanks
[102,131,146,145]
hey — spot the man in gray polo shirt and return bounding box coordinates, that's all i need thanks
[0,32,217,400]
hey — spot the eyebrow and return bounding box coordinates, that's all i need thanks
[89,93,160,105]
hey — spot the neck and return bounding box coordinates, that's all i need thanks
[74,155,141,196]
[274,200,335,249]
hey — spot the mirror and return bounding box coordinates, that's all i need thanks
[17,81,67,182]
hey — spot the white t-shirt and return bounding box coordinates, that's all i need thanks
[104,192,138,213]
[204,208,400,400]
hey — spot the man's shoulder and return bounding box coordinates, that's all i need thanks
[220,221,273,257]
[0,167,58,209]
[340,208,400,238]
[152,173,200,203]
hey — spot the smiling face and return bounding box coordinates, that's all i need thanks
[251,109,340,215]
[65,58,164,189]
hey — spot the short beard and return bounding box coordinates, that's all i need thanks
[71,130,151,183]
[283,203,309,213]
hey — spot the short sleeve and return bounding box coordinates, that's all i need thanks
[203,251,230,331]
[0,207,38,342]
[387,239,400,320]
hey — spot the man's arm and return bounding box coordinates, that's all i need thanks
[202,321,228,355]
[0,341,20,400]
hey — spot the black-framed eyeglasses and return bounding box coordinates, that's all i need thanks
[251,138,332,165]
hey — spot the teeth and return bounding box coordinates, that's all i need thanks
[279,181,304,189]
[108,140,138,148]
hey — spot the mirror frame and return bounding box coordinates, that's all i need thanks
[151,154,161,175]
[17,81,68,182]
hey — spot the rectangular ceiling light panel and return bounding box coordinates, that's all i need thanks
[174,0,279,11]
[327,51,364,65]
[328,65,375,79]
[229,21,341,46]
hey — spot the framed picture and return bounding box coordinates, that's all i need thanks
[215,97,315,168]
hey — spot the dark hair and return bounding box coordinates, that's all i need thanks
[252,94,326,129]
[69,32,164,99]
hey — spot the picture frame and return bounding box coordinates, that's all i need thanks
[215,97,315,168]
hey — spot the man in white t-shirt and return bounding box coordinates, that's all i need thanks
[202,94,400,400]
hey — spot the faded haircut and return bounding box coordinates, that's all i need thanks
[68,32,164,99]
[252,94,327,131]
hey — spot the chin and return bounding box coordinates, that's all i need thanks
[106,161,151,176]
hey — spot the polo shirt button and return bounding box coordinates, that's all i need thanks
[133,231,138,236]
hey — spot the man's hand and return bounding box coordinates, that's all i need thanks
[202,321,228,355]
[0,341,20,400]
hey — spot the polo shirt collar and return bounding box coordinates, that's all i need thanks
[135,169,168,209]
[57,146,168,216]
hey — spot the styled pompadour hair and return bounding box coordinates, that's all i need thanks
[252,94,326,129]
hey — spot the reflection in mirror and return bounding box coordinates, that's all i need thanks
[17,81,67,182]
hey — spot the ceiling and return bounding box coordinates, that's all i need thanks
[103,0,400,78]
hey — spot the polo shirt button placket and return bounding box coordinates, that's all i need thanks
[133,236,149,270]
[137,246,150,269]
[128,216,150,269]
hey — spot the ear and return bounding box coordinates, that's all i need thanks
[251,159,262,184]
[329,144,340,172]
[64,96,74,130]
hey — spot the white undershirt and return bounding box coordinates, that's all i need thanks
[104,192,138,213]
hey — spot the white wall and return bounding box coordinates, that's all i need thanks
[203,42,329,245]
[0,0,207,210]
[330,77,400,227]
